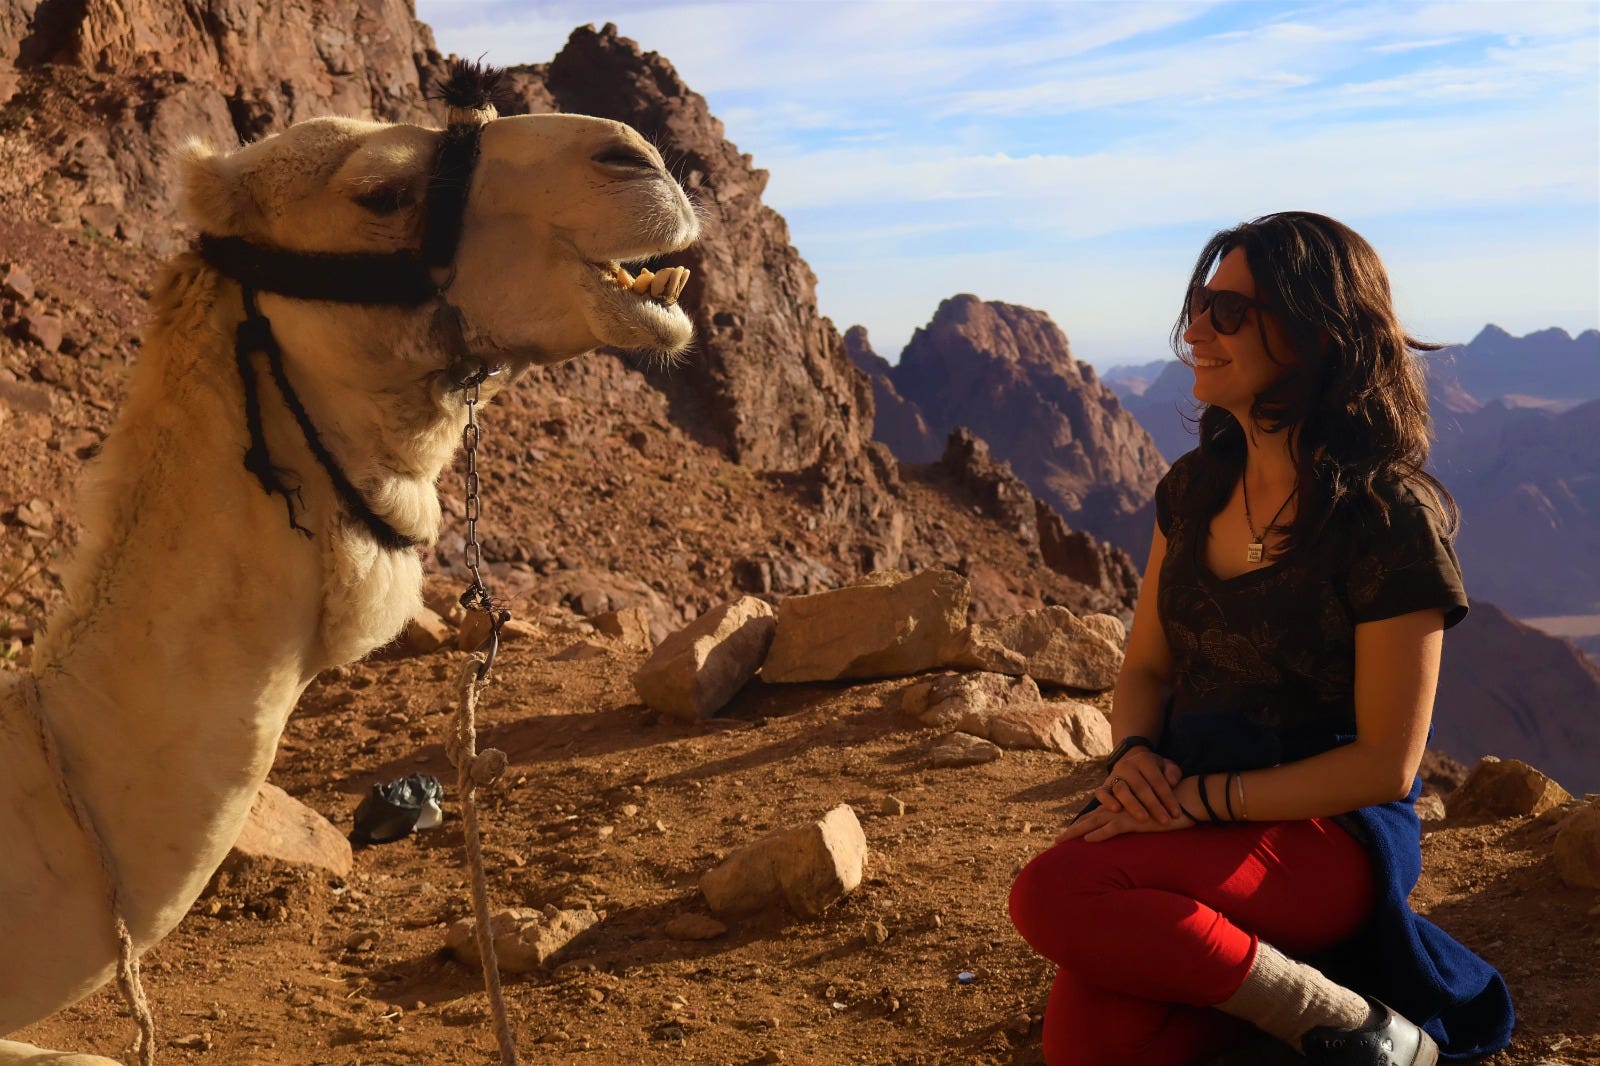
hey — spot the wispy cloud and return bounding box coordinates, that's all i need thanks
[417,0,1600,365]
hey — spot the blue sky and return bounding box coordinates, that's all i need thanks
[417,1,1600,369]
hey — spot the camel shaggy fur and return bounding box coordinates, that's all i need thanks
[0,111,698,1063]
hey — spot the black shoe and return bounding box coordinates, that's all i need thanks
[1301,997,1440,1066]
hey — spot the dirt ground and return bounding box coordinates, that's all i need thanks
[14,616,1600,1065]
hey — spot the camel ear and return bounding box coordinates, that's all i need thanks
[179,139,260,235]
[334,134,432,217]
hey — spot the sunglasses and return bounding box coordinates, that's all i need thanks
[1188,286,1267,335]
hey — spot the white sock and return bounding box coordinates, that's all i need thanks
[1215,940,1377,1048]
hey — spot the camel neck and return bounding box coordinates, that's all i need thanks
[25,260,452,948]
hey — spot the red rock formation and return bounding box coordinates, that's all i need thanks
[892,295,1167,555]
[1,0,446,240]
[845,326,940,463]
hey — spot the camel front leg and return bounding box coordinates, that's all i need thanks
[0,1039,123,1066]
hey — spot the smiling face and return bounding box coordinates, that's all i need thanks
[1182,246,1297,422]
[449,114,701,364]
[180,113,701,368]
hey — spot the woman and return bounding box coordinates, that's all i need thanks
[1008,212,1513,1065]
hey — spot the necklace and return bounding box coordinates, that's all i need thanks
[1242,472,1297,564]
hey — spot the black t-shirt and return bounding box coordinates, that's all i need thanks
[1155,449,1468,733]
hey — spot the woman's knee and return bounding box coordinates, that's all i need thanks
[1009,840,1119,940]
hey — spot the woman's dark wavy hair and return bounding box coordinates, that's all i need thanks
[1169,210,1458,554]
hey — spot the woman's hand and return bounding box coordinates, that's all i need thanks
[1095,748,1184,825]
[1057,801,1195,843]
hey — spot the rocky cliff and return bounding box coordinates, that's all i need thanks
[843,326,940,464]
[0,0,447,244]
[889,295,1167,556]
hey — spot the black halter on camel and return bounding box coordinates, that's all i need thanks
[195,60,512,551]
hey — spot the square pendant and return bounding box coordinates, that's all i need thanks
[1246,543,1264,563]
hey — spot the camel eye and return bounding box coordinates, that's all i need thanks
[353,184,415,215]
[592,146,655,171]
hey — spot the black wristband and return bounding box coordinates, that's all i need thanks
[1197,774,1222,824]
[1175,799,1202,823]
[1223,772,1239,822]
[1105,735,1155,775]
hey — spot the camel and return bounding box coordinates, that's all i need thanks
[0,84,699,1064]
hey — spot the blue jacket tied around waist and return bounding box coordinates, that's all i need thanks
[1155,709,1515,1060]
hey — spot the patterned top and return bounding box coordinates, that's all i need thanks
[1156,449,1468,735]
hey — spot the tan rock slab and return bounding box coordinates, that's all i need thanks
[900,670,1039,730]
[223,783,352,879]
[761,569,969,683]
[929,732,1002,768]
[446,906,603,973]
[1553,799,1600,889]
[700,804,867,918]
[942,605,1123,691]
[633,596,777,721]
[1447,757,1573,819]
[974,701,1112,759]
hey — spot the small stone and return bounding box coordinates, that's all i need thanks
[930,732,1002,768]
[1,263,35,302]
[620,803,640,818]
[880,795,907,816]
[1552,799,1600,889]
[593,606,654,651]
[664,913,728,941]
[863,920,889,944]
[21,313,63,353]
[169,1032,213,1051]
[700,804,867,918]
[394,608,453,656]
[1415,794,1446,822]
[597,825,615,839]
[13,497,51,531]
[1004,1012,1032,1037]
[445,907,603,973]
[585,988,607,1005]
[633,596,776,720]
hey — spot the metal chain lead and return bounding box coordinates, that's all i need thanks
[454,360,508,679]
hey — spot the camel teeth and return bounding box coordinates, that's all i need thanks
[614,265,634,288]
[667,266,689,302]
[630,268,655,294]
[648,269,672,298]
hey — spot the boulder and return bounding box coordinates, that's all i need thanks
[1552,800,1600,889]
[700,804,867,918]
[900,670,1040,730]
[930,732,1002,768]
[1446,757,1573,819]
[761,569,969,683]
[632,596,776,721]
[942,605,1123,690]
[446,906,603,974]
[222,783,351,879]
[974,701,1112,759]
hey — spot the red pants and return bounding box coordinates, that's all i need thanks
[1009,818,1375,1066]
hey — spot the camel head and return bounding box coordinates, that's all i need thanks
[181,112,700,367]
